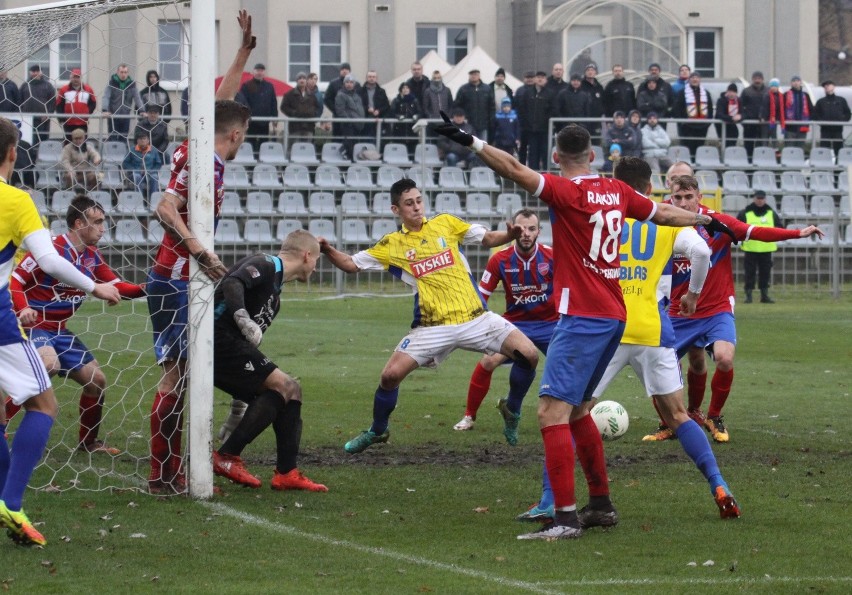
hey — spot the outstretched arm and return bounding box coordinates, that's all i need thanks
[482,221,522,248]
[215,10,256,101]
[319,237,360,273]
[652,203,713,227]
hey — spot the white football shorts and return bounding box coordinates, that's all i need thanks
[394,311,517,368]
[592,344,683,398]
[0,340,52,405]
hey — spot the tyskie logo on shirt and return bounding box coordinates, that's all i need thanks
[411,249,455,278]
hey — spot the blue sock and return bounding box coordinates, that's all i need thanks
[0,425,9,496]
[506,363,535,414]
[676,419,728,494]
[538,458,554,509]
[369,386,398,435]
[1,411,53,511]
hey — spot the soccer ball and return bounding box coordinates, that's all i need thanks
[591,400,629,441]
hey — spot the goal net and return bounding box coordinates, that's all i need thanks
[1,0,222,497]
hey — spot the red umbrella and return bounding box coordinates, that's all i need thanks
[214,72,292,96]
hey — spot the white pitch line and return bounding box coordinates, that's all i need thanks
[203,502,564,595]
[539,576,852,587]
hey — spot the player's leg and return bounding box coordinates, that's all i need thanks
[685,346,709,419]
[67,359,115,454]
[455,352,505,431]
[706,339,735,442]
[494,329,538,445]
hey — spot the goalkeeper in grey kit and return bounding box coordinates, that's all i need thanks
[211,230,328,492]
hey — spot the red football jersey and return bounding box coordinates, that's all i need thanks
[151,139,225,280]
[536,173,657,320]
[479,243,558,323]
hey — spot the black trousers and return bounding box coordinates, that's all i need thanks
[743,251,773,291]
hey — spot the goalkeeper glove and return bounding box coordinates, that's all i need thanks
[217,399,248,443]
[433,110,475,147]
[703,216,738,245]
[234,309,263,347]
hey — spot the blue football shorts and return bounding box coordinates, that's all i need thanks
[146,270,189,364]
[28,328,94,376]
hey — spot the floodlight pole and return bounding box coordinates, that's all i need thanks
[187,0,216,499]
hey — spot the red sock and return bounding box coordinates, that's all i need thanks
[465,362,493,418]
[542,424,575,509]
[150,392,173,480]
[4,396,22,423]
[169,395,185,478]
[687,369,708,411]
[79,393,102,445]
[707,368,734,418]
[571,414,609,497]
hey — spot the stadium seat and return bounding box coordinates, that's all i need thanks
[840,196,851,218]
[276,219,304,240]
[538,221,553,244]
[383,143,413,166]
[723,146,750,168]
[695,146,723,169]
[277,191,308,216]
[116,190,147,215]
[695,170,720,192]
[433,192,465,216]
[371,219,397,240]
[35,140,63,164]
[751,170,779,194]
[344,165,374,190]
[100,164,124,190]
[372,192,391,214]
[243,219,274,243]
[785,223,814,246]
[650,173,665,193]
[780,171,808,194]
[51,190,75,215]
[26,189,48,213]
[341,219,371,244]
[780,147,807,168]
[764,194,778,211]
[35,166,62,190]
[377,165,405,188]
[414,144,443,167]
[839,171,849,193]
[722,170,749,193]
[340,192,371,215]
[809,195,836,218]
[113,219,146,245]
[751,147,780,169]
[845,225,852,245]
[465,193,493,217]
[469,167,501,191]
[808,147,836,169]
[164,141,181,164]
[308,191,337,215]
[809,171,836,194]
[258,141,288,166]
[158,164,171,189]
[49,219,65,237]
[352,142,383,166]
[245,191,275,215]
[282,164,314,190]
[405,166,437,190]
[779,195,808,219]
[667,145,692,164]
[308,219,336,243]
[214,218,242,243]
[147,219,164,243]
[321,142,351,165]
[495,192,523,217]
[252,164,283,190]
[89,190,113,214]
[220,191,243,215]
[224,164,252,190]
[232,142,257,166]
[814,226,836,246]
[289,141,319,165]
[837,147,852,168]
[438,166,467,190]
[101,140,129,164]
[590,145,606,169]
[722,194,747,215]
[315,164,346,190]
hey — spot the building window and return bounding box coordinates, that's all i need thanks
[27,27,82,81]
[688,29,719,78]
[416,25,472,64]
[159,21,189,84]
[288,23,346,83]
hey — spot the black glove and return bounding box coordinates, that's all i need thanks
[703,216,738,245]
[433,110,474,147]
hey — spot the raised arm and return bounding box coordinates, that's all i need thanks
[154,192,227,280]
[319,237,360,273]
[481,221,522,248]
[215,10,256,101]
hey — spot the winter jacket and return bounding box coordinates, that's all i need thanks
[555,86,591,131]
[140,83,173,117]
[814,93,852,134]
[421,83,453,120]
[335,88,365,133]
[19,76,56,115]
[134,118,170,155]
[60,141,101,173]
[102,75,143,116]
[122,143,162,174]
[454,82,495,140]
[240,78,277,118]
[640,123,671,158]
[405,76,430,107]
[740,84,767,120]
[636,87,669,118]
[603,123,639,155]
[56,83,96,128]
[603,78,636,116]
[636,77,674,110]
[580,78,605,118]
[358,84,391,118]
[0,78,20,111]
[489,81,514,110]
[517,85,555,133]
[280,88,319,134]
[493,108,520,149]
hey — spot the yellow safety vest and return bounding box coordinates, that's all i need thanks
[741,210,778,253]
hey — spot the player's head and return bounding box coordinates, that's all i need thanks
[553,124,592,168]
[389,178,423,226]
[668,175,702,213]
[512,208,540,253]
[66,194,106,246]
[0,117,19,166]
[215,99,251,161]
[665,160,694,188]
[613,156,653,194]
[280,229,321,282]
